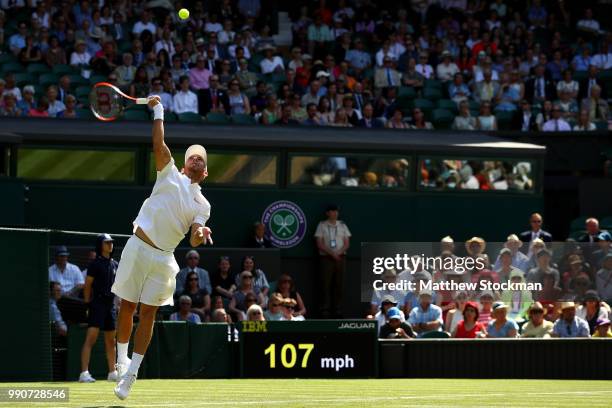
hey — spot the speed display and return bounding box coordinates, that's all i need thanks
[239,320,378,378]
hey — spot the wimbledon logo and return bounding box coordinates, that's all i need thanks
[261,200,307,248]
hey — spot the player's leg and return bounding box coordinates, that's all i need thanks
[104,330,117,380]
[79,327,99,382]
[116,299,137,366]
[127,303,158,374]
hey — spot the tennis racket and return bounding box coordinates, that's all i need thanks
[89,82,150,121]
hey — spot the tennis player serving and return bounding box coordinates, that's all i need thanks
[111,96,212,400]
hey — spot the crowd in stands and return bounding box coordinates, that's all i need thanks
[371,214,612,339]
[48,212,612,341]
[0,0,611,131]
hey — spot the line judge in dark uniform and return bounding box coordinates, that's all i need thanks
[519,213,553,243]
[78,234,120,383]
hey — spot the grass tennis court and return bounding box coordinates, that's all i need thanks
[2,379,612,407]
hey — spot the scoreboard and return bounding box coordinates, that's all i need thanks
[239,320,378,378]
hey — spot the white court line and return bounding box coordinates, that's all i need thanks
[46,390,612,408]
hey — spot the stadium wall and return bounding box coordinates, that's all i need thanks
[0,228,52,381]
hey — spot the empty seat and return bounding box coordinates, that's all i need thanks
[26,63,50,75]
[206,112,230,124]
[431,109,455,129]
[122,110,150,121]
[177,112,203,123]
[232,113,256,125]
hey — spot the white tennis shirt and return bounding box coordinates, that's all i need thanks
[134,159,211,252]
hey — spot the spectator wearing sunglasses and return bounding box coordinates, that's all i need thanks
[234,256,270,304]
[521,302,553,338]
[518,213,553,244]
[542,104,571,131]
[552,302,590,337]
[265,293,285,321]
[170,295,201,323]
[175,250,212,296]
[246,304,265,321]
[228,271,262,321]
[275,274,307,318]
[179,271,211,321]
[281,298,304,321]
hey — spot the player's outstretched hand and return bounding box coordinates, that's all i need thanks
[147,95,161,109]
[197,226,213,245]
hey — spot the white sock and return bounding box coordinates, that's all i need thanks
[117,342,129,364]
[127,352,144,375]
[80,370,89,375]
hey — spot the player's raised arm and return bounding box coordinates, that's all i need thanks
[148,96,171,171]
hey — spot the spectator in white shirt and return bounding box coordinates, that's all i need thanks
[204,13,223,33]
[154,28,175,58]
[259,44,284,74]
[436,50,459,82]
[173,76,198,114]
[46,86,65,117]
[218,20,236,45]
[415,53,434,79]
[70,40,91,67]
[573,109,597,131]
[48,246,84,296]
[591,43,612,71]
[132,10,156,36]
[576,8,601,34]
[150,79,174,112]
[542,105,572,131]
[375,40,399,67]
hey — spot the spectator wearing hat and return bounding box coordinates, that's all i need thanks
[494,235,530,273]
[486,302,519,338]
[576,290,609,335]
[436,51,459,82]
[375,57,401,89]
[170,295,201,323]
[259,44,284,74]
[527,249,560,288]
[175,250,212,296]
[521,302,554,338]
[408,290,443,337]
[591,232,612,269]
[79,234,119,383]
[593,319,612,338]
[49,246,84,296]
[524,238,547,271]
[596,253,612,304]
[465,237,486,259]
[315,204,351,318]
[404,270,437,313]
[370,269,407,316]
[379,307,415,339]
[370,295,406,334]
[552,302,590,337]
[453,301,487,338]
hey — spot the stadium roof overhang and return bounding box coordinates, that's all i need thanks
[0,118,546,156]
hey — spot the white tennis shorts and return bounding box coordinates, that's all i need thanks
[111,235,179,306]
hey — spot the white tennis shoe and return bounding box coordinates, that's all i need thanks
[78,371,96,383]
[114,358,131,381]
[114,372,137,400]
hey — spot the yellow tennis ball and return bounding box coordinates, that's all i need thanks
[178,8,190,20]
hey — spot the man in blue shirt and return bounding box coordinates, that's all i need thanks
[9,22,27,55]
[408,290,443,337]
[552,302,590,337]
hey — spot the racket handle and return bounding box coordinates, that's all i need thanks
[136,98,148,104]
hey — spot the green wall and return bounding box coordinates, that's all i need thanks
[0,228,51,381]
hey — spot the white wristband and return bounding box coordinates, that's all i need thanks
[153,104,164,121]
